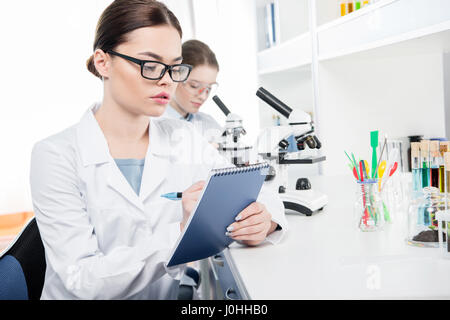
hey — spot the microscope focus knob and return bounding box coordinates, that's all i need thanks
[279,139,289,150]
[296,178,311,190]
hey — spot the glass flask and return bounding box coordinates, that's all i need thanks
[406,187,447,248]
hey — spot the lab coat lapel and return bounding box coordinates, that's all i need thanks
[139,154,169,202]
[106,161,145,212]
[139,118,171,202]
[77,103,145,212]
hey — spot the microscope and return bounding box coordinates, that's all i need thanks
[212,95,253,167]
[255,87,328,216]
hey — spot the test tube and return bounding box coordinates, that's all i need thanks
[420,140,430,188]
[430,141,440,189]
[362,0,370,6]
[411,142,421,192]
[445,152,450,251]
[440,142,449,193]
[355,0,361,10]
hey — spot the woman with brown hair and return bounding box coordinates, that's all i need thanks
[29,0,287,300]
[162,39,223,143]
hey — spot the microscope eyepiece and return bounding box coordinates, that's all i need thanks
[212,95,231,116]
[256,87,292,119]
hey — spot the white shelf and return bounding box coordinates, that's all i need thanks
[256,0,450,72]
[317,0,450,61]
[257,32,311,75]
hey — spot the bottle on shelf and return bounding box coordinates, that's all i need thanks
[272,114,281,126]
[347,0,354,14]
[355,0,361,10]
[339,0,347,16]
[440,142,449,193]
[264,1,277,48]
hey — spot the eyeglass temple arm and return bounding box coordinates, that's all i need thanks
[107,50,142,66]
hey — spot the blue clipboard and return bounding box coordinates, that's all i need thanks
[167,163,269,267]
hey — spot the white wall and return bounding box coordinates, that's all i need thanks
[161,0,195,41]
[0,0,115,213]
[444,52,450,139]
[277,0,309,42]
[318,52,446,176]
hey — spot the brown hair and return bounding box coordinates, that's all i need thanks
[181,39,219,71]
[86,0,183,79]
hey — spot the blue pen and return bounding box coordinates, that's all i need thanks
[161,192,183,200]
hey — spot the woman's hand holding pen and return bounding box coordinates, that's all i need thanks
[226,202,278,246]
[180,180,206,231]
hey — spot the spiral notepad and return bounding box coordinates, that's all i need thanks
[167,163,270,267]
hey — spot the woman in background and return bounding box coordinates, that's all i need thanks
[163,39,223,143]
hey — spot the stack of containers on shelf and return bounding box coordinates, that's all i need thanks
[339,0,370,17]
[407,139,449,248]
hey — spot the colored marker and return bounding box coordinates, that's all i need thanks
[161,192,182,200]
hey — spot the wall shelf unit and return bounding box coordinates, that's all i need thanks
[257,32,311,75]
[253,0,450,176]
[317,0,450,61]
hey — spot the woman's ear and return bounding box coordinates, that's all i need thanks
[93,49,110,79]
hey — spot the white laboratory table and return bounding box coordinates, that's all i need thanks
[214,173,450,300]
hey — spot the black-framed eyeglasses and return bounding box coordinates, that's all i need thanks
[107,50,192,82]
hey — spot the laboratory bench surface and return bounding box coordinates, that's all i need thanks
[208,173,450,300]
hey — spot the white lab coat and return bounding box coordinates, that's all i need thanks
[29,103,287,300]
[161,104,224,143]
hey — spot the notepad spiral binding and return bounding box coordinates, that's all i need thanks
[212,162,270,176]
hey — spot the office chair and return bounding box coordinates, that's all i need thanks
[0,216,200,300]
[0,217,46,300]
